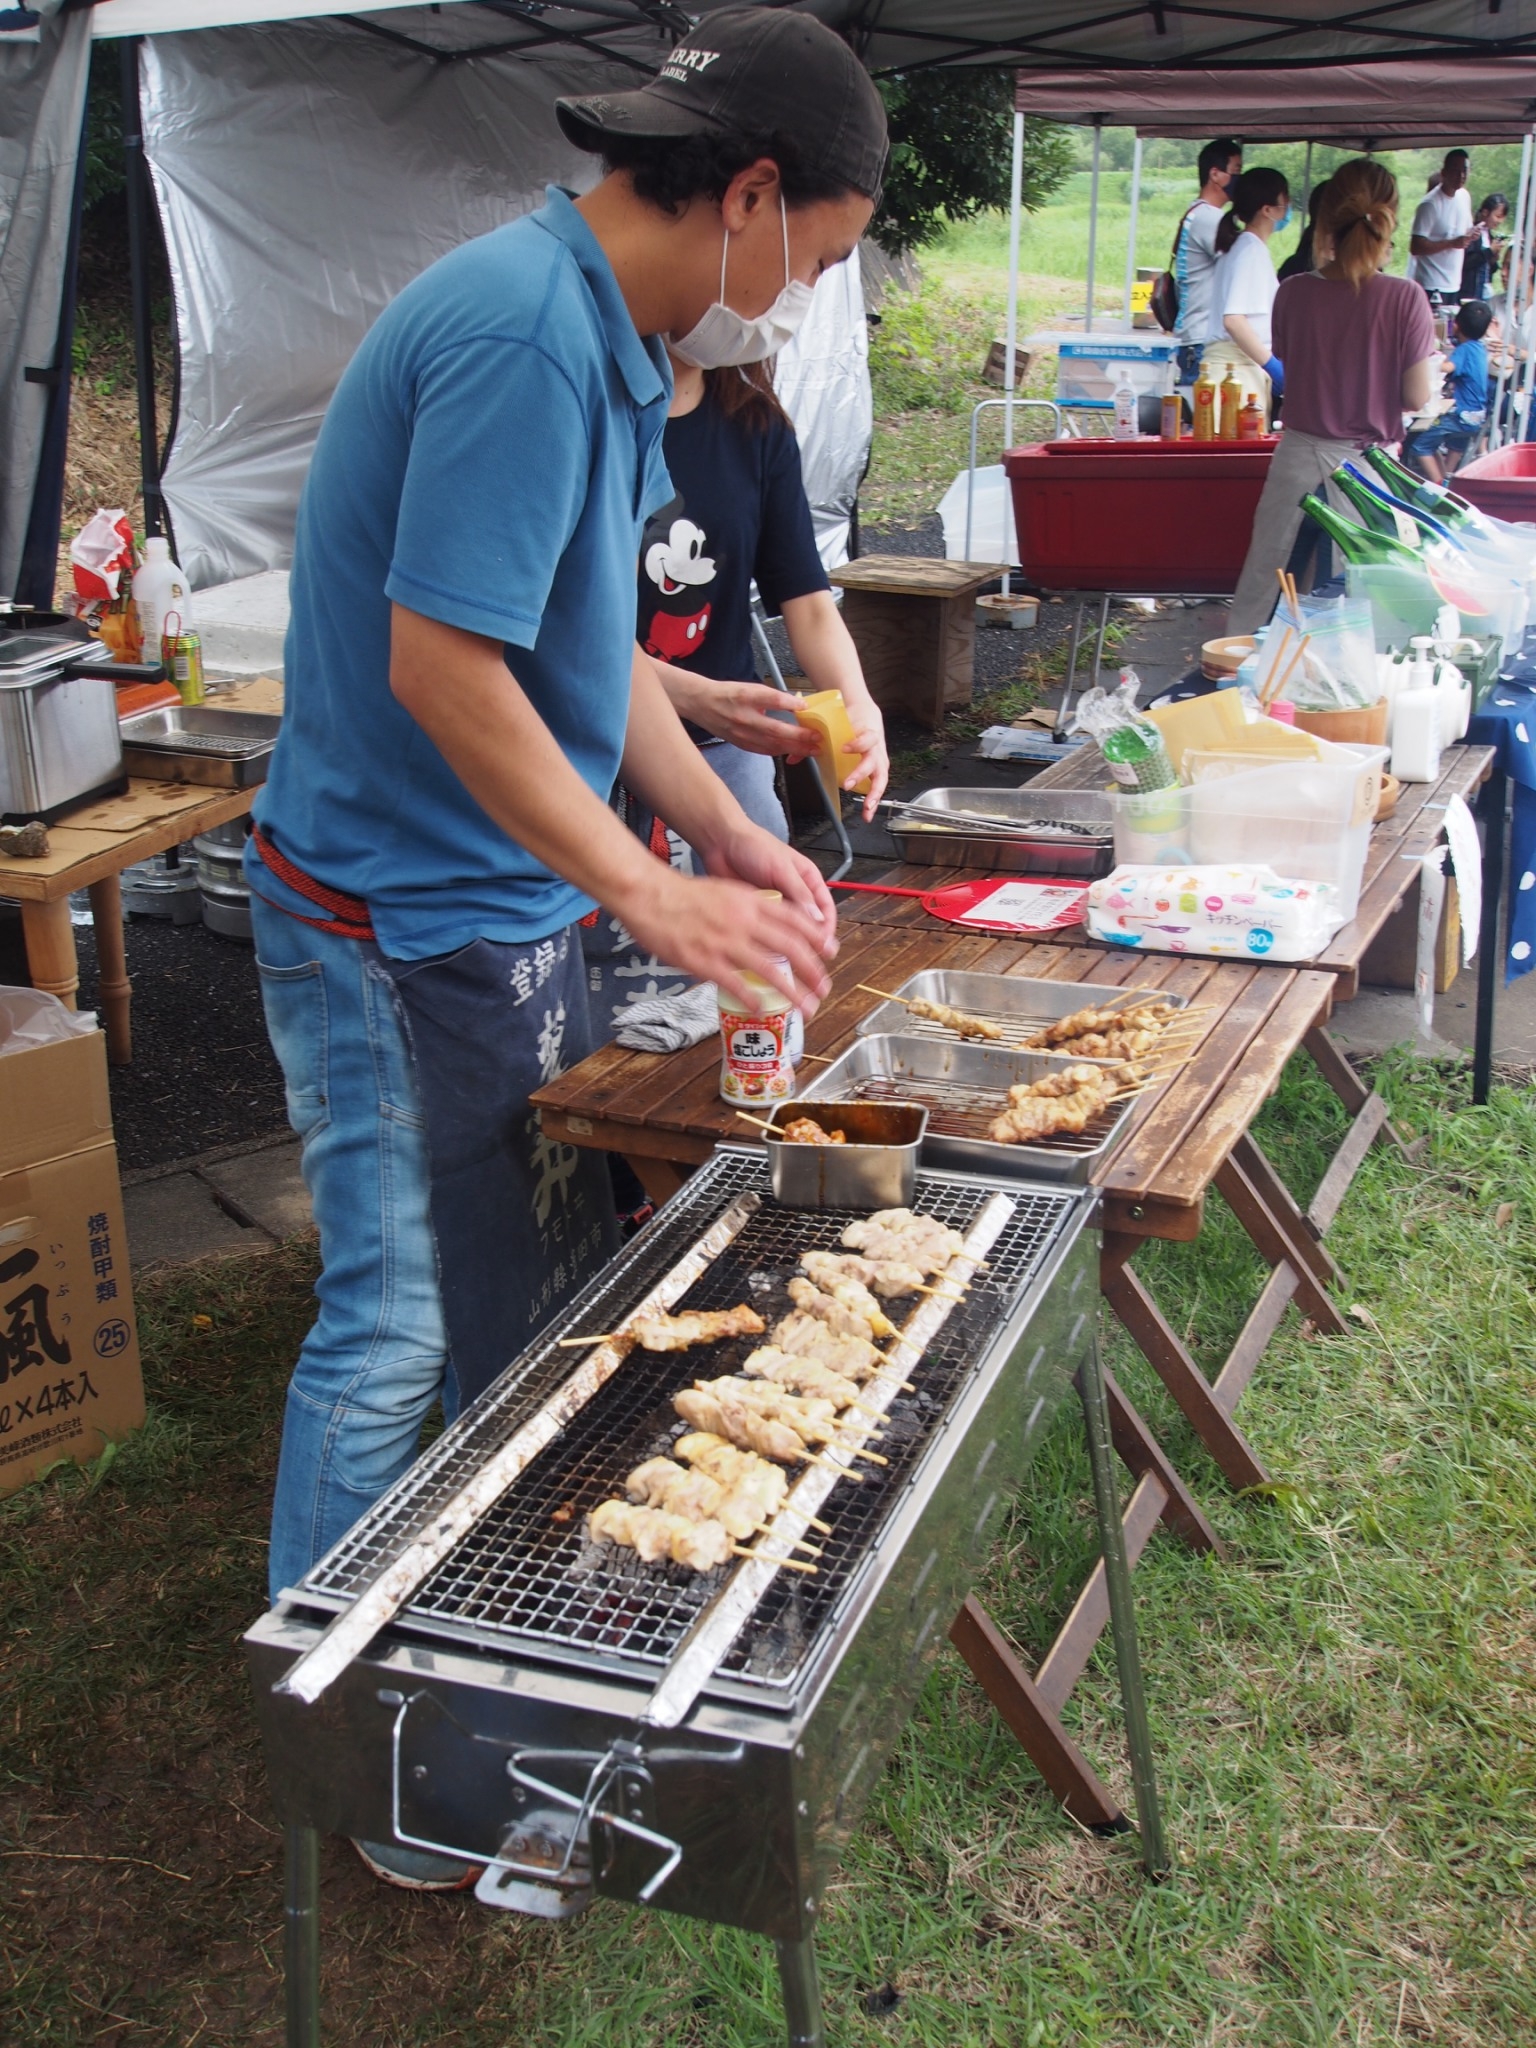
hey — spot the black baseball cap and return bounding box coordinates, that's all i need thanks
[556,7,888,203]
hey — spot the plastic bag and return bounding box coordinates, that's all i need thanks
[69,510,135,606]
[1281,596,1378,711]
[1068,667,1143,740]
[0,988,98,1057]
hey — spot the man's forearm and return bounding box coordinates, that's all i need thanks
[390,606,668,925]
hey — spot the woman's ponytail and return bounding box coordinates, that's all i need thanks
[1317,159,1400,289]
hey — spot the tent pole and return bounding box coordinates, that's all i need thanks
[1122,133,1143,329]
[1084,117,1102,334]
[1300,141,1313,217]
[1492,129,1532,449]
[1002,110,1025,591]
[1518,149,1536,450]
[120,35,164,539]
[1497,131,1536,449]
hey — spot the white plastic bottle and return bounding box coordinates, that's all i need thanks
[132,536,192,658]
[1391,684,1444,784]
[1112,371,1138,440]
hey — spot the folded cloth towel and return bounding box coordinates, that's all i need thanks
[613,982,719,1053]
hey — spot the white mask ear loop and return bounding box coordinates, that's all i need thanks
[780,193,791,290]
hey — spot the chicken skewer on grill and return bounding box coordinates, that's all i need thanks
[771,1311,887,1382]
[627,1304,765,1350]
[624,1455,819,1549]
[740,1344,872,1413]
[674,1384,882,1470]
[1023,997,1176,1050]
[987,1062,1137,1144]
[800,1246,926,1301]
[786,1269,897,1335]
[840,1209,965,1273]
[673,1432,796,1512]
[589,1499,735,1571]
[857,985,1002,1040]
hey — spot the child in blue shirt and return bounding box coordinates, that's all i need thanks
[1404,298,1491,481]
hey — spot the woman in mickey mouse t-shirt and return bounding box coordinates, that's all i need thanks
[637,351,888,841]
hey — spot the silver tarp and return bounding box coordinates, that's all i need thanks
[140,25,619,589]
[138,16,871,590]
[0,3,90,598]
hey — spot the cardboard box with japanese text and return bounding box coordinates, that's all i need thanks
[0,1022,143,1495]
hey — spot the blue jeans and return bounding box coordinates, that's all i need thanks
[250,883,448,1601]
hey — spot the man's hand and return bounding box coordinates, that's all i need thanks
[621,852,836,1015]
[664,670,820,759]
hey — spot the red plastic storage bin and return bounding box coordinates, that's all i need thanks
[1003,437,1278,594]
[1449,442,1536,525]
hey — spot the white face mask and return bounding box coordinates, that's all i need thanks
[669,197,816,368]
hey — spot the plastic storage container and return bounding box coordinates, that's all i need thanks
[1003,438,1278,593]
[1451,442,1536,526]
[1111,740,1387,926]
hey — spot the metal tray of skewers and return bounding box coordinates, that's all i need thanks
[884,787,1116,876]
[798,1032,1144,1184]
[855,970,1190,1050]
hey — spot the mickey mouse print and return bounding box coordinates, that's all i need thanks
[640,496,716,663]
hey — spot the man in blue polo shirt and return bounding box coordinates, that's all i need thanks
[246,8,886,1885]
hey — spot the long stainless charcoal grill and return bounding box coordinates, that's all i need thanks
[248,1149,1099,2045]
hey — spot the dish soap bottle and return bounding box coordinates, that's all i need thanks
[132,536,192,659]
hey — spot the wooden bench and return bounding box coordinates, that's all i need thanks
[828,554,1006,728]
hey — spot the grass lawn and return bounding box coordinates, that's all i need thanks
[3,1051,1532,2045]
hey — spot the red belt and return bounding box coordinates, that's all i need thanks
[249,824,375,941]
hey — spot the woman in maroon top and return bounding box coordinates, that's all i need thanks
[1228,160,1437,632]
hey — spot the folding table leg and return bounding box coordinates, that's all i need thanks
[285,1824,321,2048]
[1079,1333,1170,1877]
[1101,1364,1226,1557]
[1101,1233,1269,1490]
[774,1935,825,2048]
[1214,1149,1347,1336]
[1302,1023,1414,1170]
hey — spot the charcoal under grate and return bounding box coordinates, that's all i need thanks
[299,1154,1077,1697]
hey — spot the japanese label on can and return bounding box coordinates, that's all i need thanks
[718,1008,795,1103]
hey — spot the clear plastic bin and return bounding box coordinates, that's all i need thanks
[1112,740,1387,926]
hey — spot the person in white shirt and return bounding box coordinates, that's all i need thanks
[1200,167,1290,424]
[1174,136,1243,380]
[1408,150,1475,306]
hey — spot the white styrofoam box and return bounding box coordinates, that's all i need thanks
[193,570,290,676]
[1054,338,1179,408]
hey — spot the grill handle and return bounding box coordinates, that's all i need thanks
[508,1742,684,1903]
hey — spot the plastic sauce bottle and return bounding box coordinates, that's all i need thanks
[1192,367,1217,442]
[1112,371,1139,440]
[132,536,191,658]
[1218,368,1242,441]
[1237,391,1264,440]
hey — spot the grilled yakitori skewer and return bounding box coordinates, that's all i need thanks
[589,1499,735,1571]
[623,1456,821,1550]
[857,984,1003,1041]
[740,1345,875,1414]
[800,1246,927,1301]
[786,1273,896,1341]
[673,1385,883,1469]
[771,1312,887,1382]
[671,1433,835,1528]
[558,1303,766,1350]
[988,1062,1132,1145]
[780,1116,847,1145]
[840,1209,965,1273]
[590,1499,816,1574]
[1023,996,1176,1050]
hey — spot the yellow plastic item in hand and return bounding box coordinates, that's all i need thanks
[792,688,871,801]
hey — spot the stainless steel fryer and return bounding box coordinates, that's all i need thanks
[249,1150,1163,2046]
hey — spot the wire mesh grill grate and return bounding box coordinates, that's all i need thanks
[300,1154,1079,1695]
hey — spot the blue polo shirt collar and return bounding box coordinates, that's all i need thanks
[534,185,669,410]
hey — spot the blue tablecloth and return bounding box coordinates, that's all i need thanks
[1470,662,1536,983]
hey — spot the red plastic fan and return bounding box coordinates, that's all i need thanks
[833,874,1088,935]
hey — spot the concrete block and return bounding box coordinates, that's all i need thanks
[124,1172,264,1271]
[206,1143,311,1242]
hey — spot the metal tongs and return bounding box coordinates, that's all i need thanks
[881,798,1111,840]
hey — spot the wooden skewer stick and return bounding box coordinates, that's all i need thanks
[856,982,910,1005]
[735,1546,817,1573]
[557,1331,622,1348]
[807,1453,864,1481]
[841,1443,890,1466]
[734,1109,780,1134]
[805,1515,833,1536]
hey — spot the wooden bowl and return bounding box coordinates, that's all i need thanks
[1292,697,1390,746]
[1200,633,1255,681]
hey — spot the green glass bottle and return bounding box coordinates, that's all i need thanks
[1101,717,1176,793]
[1362,445,1481,530]
[1300,493,1425,570]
